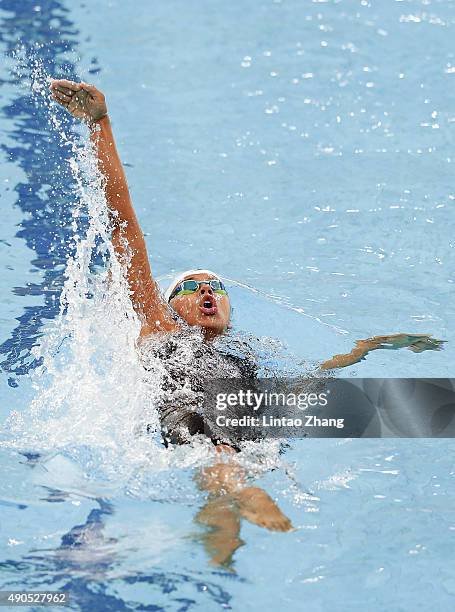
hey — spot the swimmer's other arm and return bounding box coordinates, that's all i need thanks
[49,79,179,336]
[320,333,445,370]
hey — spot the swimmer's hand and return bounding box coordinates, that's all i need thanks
[362,333,446,353]
[49,79,107,125]
[320,332,446,370]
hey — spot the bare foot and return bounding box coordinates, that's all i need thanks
[235,486,293,532]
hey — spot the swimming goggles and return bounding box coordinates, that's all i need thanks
[168,279,228,302]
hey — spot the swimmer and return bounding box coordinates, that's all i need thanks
[49,79,294,564]
[49,80,444,565]
[48,80,443,365]
[50,79,439,369]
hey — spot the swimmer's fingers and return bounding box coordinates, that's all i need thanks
[51,89,72,104]
[49,79,107,123]
[49,78,81,93]
[51,83,75,96]
[50,90,70,108]
[407,338,446,353]
[50,89,85,119]
[49,79,80,109]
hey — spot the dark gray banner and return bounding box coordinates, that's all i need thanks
[201,378,455,442]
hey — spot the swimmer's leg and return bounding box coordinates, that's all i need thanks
[196,452,293,533]
[195,497,243,569]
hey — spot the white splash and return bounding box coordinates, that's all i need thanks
[1,55,294,502]
[1,58,180,489]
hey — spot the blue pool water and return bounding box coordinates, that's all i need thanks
[1,1,455,610]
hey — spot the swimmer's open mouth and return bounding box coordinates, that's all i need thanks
[199,294,217,316]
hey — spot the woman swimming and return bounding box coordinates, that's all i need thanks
[49,79,443,563]
[48,78,445,450]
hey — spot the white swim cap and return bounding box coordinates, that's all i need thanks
[164,269,221,302]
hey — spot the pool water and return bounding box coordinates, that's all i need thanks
[1,1,454,610]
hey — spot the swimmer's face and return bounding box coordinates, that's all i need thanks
[169,273,231,335]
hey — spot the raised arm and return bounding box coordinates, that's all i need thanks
[49,79,179,335]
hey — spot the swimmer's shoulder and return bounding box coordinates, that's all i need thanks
[139,309,191,343]
[139,319,181,340]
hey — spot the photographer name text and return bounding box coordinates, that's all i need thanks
[215,414,345,429]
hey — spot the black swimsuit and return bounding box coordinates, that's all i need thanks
[140,326,257,449]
